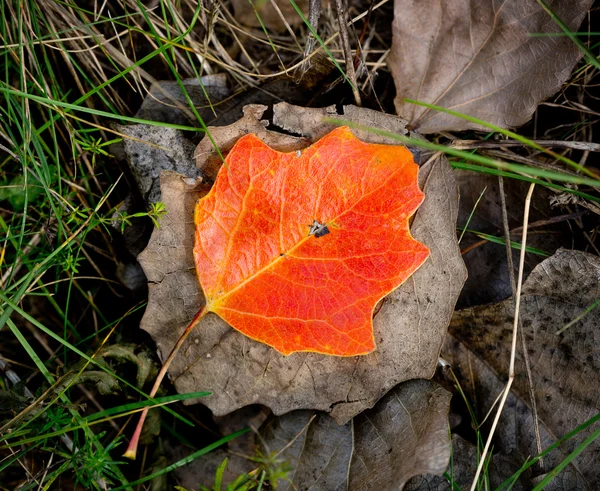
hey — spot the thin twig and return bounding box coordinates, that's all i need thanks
[334,0,361,105]
[470,182,535,490]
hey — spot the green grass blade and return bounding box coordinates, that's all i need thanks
[110,428,251,491]
[531,423,600,490]
[536,0,600,70]
[402,99,597,179]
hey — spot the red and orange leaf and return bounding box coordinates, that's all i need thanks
[193,126,429,356]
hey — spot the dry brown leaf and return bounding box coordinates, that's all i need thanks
[118,125,200,204]
[136,75,230,126]
[138,105,466,423]
[389,0,594,133]
[456,171,574,307]
[271,102,410,143]
[230,0,309,31]
[443,249,600,487]
[259,380,451,491]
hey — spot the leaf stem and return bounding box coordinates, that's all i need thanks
[123,306,208,459]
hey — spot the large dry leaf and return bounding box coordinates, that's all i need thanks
[456,171,574,307]
[443,249,600,487]
[389,0,594,133]
[138,105,466,423]
[260,380,451,491]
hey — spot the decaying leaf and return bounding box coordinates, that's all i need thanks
[443,249,600,487]
[405,435,478,491]
[194,126,429,356]
[230,0,309,31]
[259,380,451,490]
[271,102,410,144]
[138,104,466,422]
[456,171,574,307]
[135,75,230,126]
[118,124,200,204]
[389,0,594,133]
[95,343,157,389]
[260,411,352,490]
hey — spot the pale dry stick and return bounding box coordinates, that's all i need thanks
[453,139,600,153]
[7,445,40,488]
[470,182,536,491]
[334,0,361,106]
[360,49,389,92]
[267,0,303,50]
[37,453,54,491]
[0,32,128,50]
[108,11,143,96]
[498,176,543,466]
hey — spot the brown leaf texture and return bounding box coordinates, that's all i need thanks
[456,171,573,307]
[389,0,594,133]
[230,0,309,31]
[138,105,466,423]
[446,249,600,487]
[259,380,451,491]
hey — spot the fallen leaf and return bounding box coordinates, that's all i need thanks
[443,249,600,487]
[135,75,230,127]
[95,343,157,389]
[404,435,478,491]
[271,102,410,143]
[167,445,254,491]
[118,124,200,204]
[259,379,452,490]
[194,125,429,356]
[405,434,528,491]
[456,171,575,307]
[138,105,466,422]
[260,410,352,490]
[349,379,452,490]
[230,0,309,31]
[389,0,594,133]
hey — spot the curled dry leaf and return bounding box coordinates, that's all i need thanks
[443,249,600,487]
[389,0,594,133]
[259,380,451,491]
[138,104,466,422]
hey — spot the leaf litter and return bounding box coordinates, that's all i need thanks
[257,380,451,490]
[405,249,600,489]
[111,0,600,485]
[137,103,466,424]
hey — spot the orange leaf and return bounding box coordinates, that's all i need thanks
[193,126,429,356]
